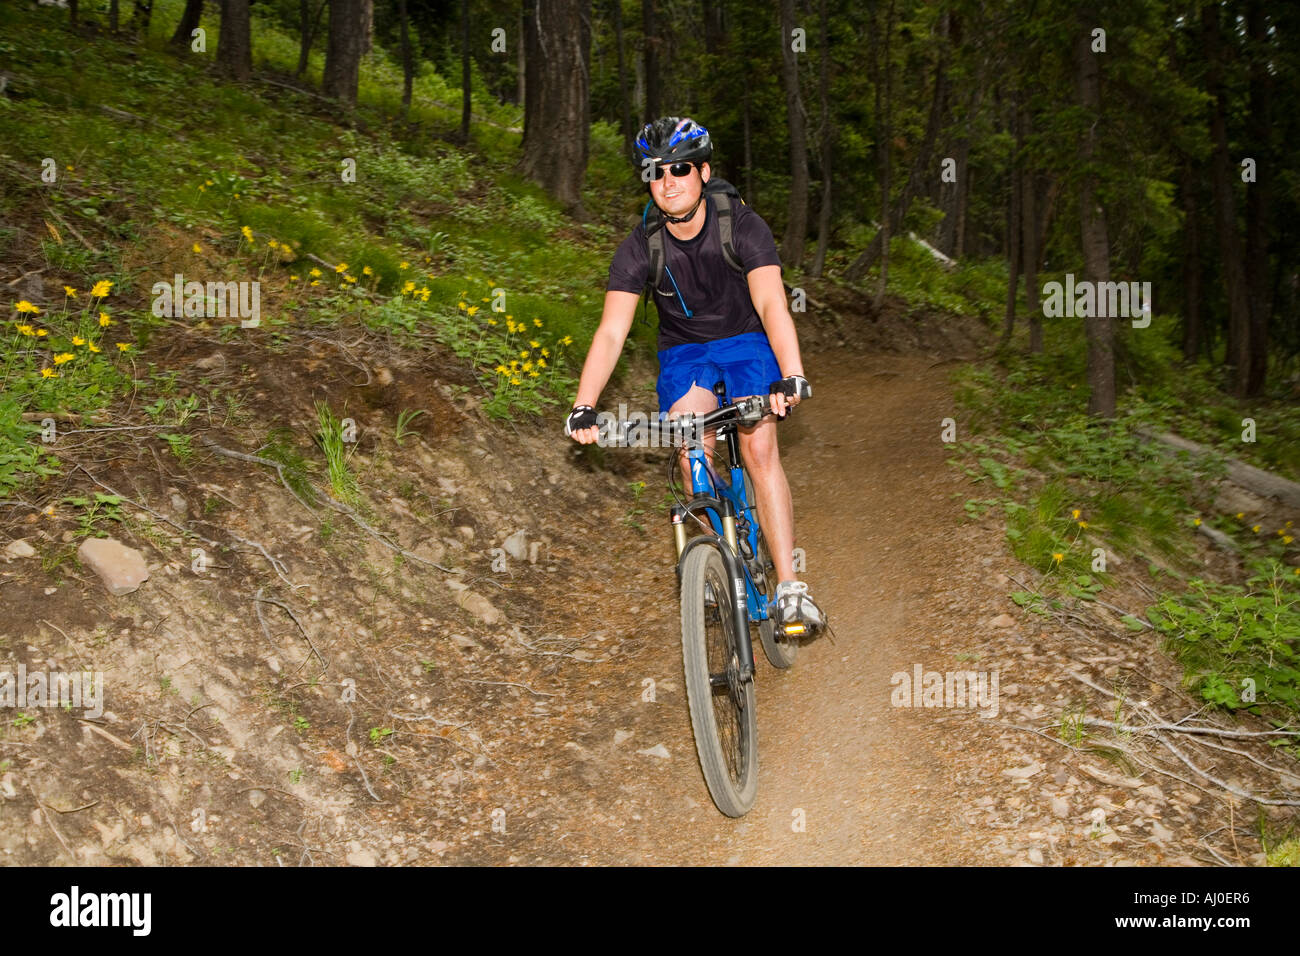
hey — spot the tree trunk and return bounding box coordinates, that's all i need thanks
[519,0,591,218]
[296,0,327,77]
[1001,101,1022,349]
[1180,162,1203,363]
[517,4,527,106]
[110,0,120,32]
[216,0,253,81]
[873,0,894,308]
[360,0,373,55]
[1243,0,1271,395]
[1020,107,1042,353]
[1074,15,1115,418]
[1203,3,1251,396]
[398,0,413,116]
[170,0,202,47]
[742,89,754,206]
[809,0,832,279]
[324,0,365,106]
[779,0,809,270]
[130,0,154,38]
[702,0,724,54]
[460,0,471,141]
[642,0,658,122]
[613,0,632,158]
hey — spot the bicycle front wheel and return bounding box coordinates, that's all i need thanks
[680,542,758,817]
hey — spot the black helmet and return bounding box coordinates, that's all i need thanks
[634,116,713,171]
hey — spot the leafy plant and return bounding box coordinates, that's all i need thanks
[315,402,360,505]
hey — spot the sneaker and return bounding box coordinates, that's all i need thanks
[772,581,826,634]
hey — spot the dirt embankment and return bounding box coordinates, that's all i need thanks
[1,299,1294,866]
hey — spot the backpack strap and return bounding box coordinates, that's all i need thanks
[711,190,744,275]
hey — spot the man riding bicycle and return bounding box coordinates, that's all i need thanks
[564,115,825,634]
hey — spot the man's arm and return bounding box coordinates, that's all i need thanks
[746,264,806,414]
[568,290,641,443]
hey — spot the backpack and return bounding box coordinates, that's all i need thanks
[639,177,746,322]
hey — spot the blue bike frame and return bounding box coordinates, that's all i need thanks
[670,389,772,682]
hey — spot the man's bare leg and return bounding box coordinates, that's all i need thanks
[667,384,719,492]
[736,413,796,582]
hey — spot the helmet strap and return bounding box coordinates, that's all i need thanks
[661,193,705,225]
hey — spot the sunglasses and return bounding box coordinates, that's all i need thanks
[650,161,698,180]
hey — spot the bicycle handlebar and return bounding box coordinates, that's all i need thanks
[610,391,803,448]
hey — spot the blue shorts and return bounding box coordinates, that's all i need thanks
[656,332,783,413]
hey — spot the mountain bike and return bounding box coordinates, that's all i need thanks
[615,378,812,817]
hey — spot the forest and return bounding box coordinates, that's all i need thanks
[0,0,1297,872]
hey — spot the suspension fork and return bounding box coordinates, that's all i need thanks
[676,534,756,682]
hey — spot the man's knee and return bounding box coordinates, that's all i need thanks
[740,426,780,472]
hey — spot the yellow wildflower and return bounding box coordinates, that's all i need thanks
[522,361,533,372]
[267,239,279,249]
[529,371,540,378]
[537,358,546,369]
[35,329,47,337]
[41,368,57,379]
[362,266,373,276]
[466,306,479,317]
[487,319,497,326]
[1284,535,1294,545]
[99,313,111,327]
[1071,509,1080,520]
[241,225,254,243]
[1193,517,1202,527]
[1051,552,1064,563]
[116,342,130,352]
[192,242,202,253]
[561,335,573,346]
[402,281,416,294]
[399,261,409,270]
[310,280,320,287]
[53,353,74,365]
[481,297,489,303]
[289,274,299,282]
[205,179,214,187]
[1078,521,1088,529]
[345,275,357,284]
[519,351,528,359]
[64,286,77,297]
[334,262,348,273]
[541,348,550,358]
[71,336,85,346]
[16,325,34,336]
[309,267,322,277]
[87,343,100,353]
[458,301,468,310]
[1252,524,1262,533]
[15,300,40,314]
[533,318,542,328]
[1236,512,1245,519]
[529,340,540,349]
[510,377,522,386]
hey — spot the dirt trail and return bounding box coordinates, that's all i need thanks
[541,351,998,865]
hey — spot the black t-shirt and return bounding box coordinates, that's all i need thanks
[606,195,783,350]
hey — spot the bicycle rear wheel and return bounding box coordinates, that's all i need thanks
[680,542,758,817]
